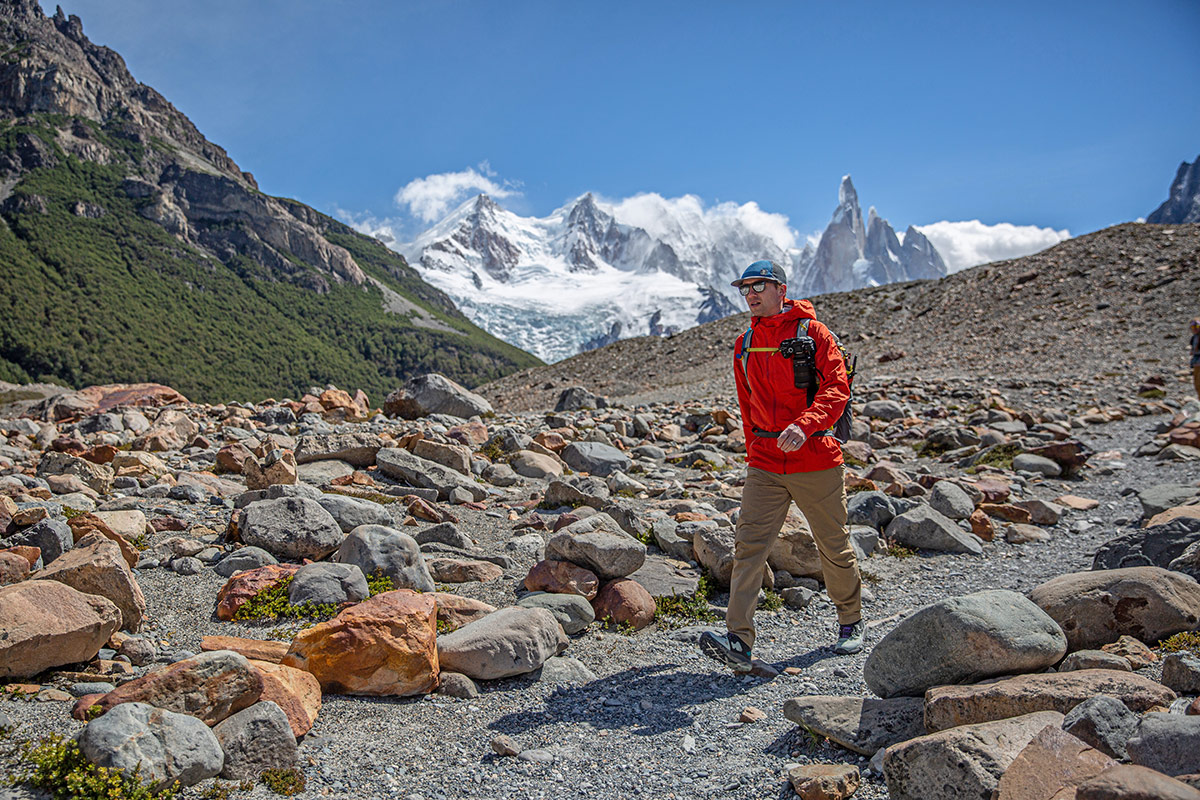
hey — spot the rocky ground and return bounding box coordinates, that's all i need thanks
[1,367,1199,799]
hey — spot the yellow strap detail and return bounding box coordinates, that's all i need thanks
[745,347,777,352]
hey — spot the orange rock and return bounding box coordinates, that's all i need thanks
[427,557,503,583]
[1147,505,1200,528]
[76,383,188,413]
[534,431,568,452]
[969,509,995,541]
[80,445,118,465]
[200,635,290,663]
[432,592,496,631]
[447,421,489,447]
[592,578,656,631]
[4,545,40,569]
[996,724,1115,800]
[0,551,30,584]
[524,559,599,600]
[66,514,139,568]
[215,564,302,621]
[319,388,355,412]
[282,590,439,696]
[979,503,1033,524]
[250,659,321,738]
[216,442,256,475]
[673,511,709,523]
[1055,494,1100,511]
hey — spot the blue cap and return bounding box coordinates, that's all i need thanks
[731,260,787,287]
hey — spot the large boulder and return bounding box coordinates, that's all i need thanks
[928,481,976,521]
[1137,484,1200,520]
[315,494,393,533]
[560,442,630,477]
[3,517,72,564]
[882,711,1065,800]
[287,562,368,606]
[1092,517,1200,571]
[375,447,486,502]
[334,524,435,593]
[523,559,599,600]
[1127,713,1200,777]
[511,450,563,479]
[767,515,824,579]
[0,580,120,678]
[249,660,322,739]
[213,700,298,780]
[1029,566,1200,651]
[995,724,1114,800]
[923,670,1176,732]
[384,373,492,420]
[34,532,146,631]
[885,505,984,554]
[544,513,645,580]
[1076,764,1200,800]
[282,590,438,696]
[239,497,344,561]
[437,606,567,680]
[77,702,224,790]
[83,650,264,726]
[863,590,1067,698]
[35,450,113,494]
[517,591,595,635]
[782,695,926,756]
[592,578,656,631]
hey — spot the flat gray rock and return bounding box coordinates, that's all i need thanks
[437,606,568,680]
[1093,517,1200,571]
[214,546,278,578]
[517,591,595,635]
[1013,453,1062,476]
[627,555,701,599]
[316,494,393,533]
[782,695,925,756]
[1162,651,1200,694]
[77,702,224,790]
[885,505,984,554]
[213,700,298,780]
[864,589,1067,698]
[1063,694,1140,760]
[375,447,486,502]
[536,656,597,686]
[1138,484,1200,520]
[288,562,368,606]
[239,497,344,561]
[294,432,384,467]
[385,374,492,420]
[928,481,975,521]
[545,513,646,579]
[1127,712,1200,776]
[296,459,355,485]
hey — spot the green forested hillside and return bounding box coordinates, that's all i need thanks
[0,114,539,402]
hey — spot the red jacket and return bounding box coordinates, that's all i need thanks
[733,299,849,474]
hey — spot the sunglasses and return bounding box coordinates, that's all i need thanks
[738,280,776,296]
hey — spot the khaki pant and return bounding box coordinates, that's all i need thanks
[728,465,861,650]
[1194,364,1200,400]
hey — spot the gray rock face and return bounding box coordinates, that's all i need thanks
[4,518,72,564]
[296,459,355,486]
[414,522,474,550]
[928,481,974,521]
[882,711,1065,800]
[862,400,904,421]
[294,432,383,467]
[385,374,493,420]
[288,562,368,606]
[1062,694,1140,760]
[1137,484,1200,520]
[517,591,595,635]
[1092,517,1200,571]
[651,517,694,562]
[555,386,606,411]
[213,546,277,578]
[863,589,1067,698]
[536,656,597,686]
[375,447,486,502]
[560,442,631,477]
[1029,566,1200,651]
[77,702,224,790]
[847,491,914,531]
[543,476,609,509]
[544,513,646,580]
[1147,154,1200,224]
[627,555,701,599]
[437,606,568,680]
[1012,453,1062,477]
[334,524,434,593]
[212,700,298,780]
[1059,650,1132,672]
[885,505,984,555]
[1162,651,1200,695]
[437,672,478,699]
[1127,713,1200,776]
[316,494,393,533]
[239,497,344,561]
[782,695,925,756]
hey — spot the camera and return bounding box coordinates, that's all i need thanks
[778,336,816,391]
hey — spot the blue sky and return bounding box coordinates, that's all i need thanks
[46,0,1200,260]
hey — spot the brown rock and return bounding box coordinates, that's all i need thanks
[110,451,170,478]
[250,659,321,738]
[132,409,198,451]
[447,421,489,447]
[200,635,289,664]
[0,581,121,678]
[412,439,472,475]
[788,764,861,800]
[1101,635,1157,669]
[12,506,48,527]
[75,383,188,413]
[592,578,656,631]
[996,724,1116,800]
[80,444,118,465]
[4,545,40,568]
[84,650,263,726]
[980,503,1032,523]
[1029,566,1200,651]
[432,592,496,631]
[1147,505,1200,528]
[426,557,503,583]
[1006,523,1051,543]
[1076,764,1200,800]
[0,551,30,584]
[215,563,302,621]
[1056,494,1100,511]
[282,590,438,696]
[523,559,600,600]
[924,670,1176,732]
[149,516,187,533]
[739,706,767,723]
[974,477,1012,503]
[34,532,146,631]
[533,431,567,452]
[216,443,256,474]
[969,509,996,541]
[46,474,92,495]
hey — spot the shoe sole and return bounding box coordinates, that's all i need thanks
[834,640,864,655]
[699,632,753,673]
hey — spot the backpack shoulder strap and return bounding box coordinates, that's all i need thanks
[736,327,752,387]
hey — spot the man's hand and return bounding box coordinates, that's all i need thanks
[777,423,807,453]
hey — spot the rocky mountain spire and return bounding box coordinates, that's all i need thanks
[1147,154,1200,224]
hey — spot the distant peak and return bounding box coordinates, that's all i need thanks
[838,175,859,208]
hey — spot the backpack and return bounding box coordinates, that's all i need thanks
[736,318,857,443]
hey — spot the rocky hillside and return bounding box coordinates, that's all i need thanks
[481,222,1200,412]
[0,0,539,402]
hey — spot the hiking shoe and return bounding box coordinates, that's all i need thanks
[834,620,865,654]
[699,630,753,673]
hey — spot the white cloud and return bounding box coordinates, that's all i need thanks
[332,206,401,245]
[913,220,1072,273]
[607,192,798,251]
[395,162,519,223]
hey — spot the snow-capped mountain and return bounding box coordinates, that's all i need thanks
[399,177,945,362]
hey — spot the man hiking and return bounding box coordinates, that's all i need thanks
[1191,318,1200,400]
[700,260,864,673]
